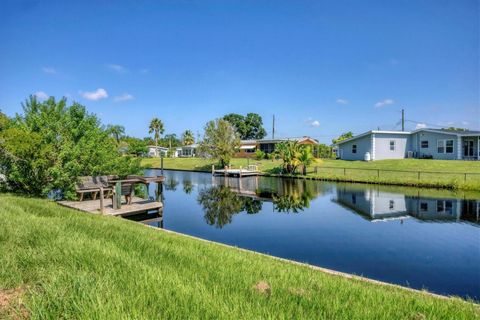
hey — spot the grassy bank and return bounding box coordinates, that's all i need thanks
[141,158,480,190]
[1,195,478,319]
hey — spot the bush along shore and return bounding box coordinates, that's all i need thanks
[141,158,480,191]
[1,194,479,319]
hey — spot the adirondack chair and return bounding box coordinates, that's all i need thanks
[108,175,136,205]
[76,176,113,201]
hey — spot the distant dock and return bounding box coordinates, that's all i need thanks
[212,165,260,177]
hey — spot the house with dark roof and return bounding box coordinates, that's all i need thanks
[235,137,319,158]
[335,128,480,161]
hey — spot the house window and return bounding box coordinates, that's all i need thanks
[421,141,429,148]
[437,200,453,214]
[420,202,428,211]
[445,140,454,153]
[389,140,396,151]
[389,200,395,210]
[352,144,357,154]
[437,140,454,154]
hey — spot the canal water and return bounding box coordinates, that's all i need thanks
[133,169,480,300]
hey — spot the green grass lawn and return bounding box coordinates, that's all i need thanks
[141,157,480,190]
[0,194,478,319]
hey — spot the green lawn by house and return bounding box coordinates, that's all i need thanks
[141,157,480,190]
[0,194,478,319]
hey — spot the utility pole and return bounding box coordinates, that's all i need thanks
[401,109,405,131]
[272,114,275,139]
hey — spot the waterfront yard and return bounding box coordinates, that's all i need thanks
[141,158,480,190]
[1,194,478,319]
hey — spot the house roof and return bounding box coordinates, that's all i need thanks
[335,127,480,146]
[258,136,319,144]
[335,130,411,145]
[147,145,169,150]
[411,128,480,136]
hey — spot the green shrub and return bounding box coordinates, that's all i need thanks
[255,149,265,160]
[0,96,142,199]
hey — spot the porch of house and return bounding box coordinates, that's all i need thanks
[461,136,480,160]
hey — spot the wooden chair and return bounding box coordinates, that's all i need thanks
[76,176,112,201]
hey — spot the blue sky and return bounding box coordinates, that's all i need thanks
[0,0,478,143]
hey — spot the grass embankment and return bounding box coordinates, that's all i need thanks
[141,158,480,190]
[1,195,479,319]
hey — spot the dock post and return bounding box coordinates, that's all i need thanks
[212,165,215,175]
[224,166,227,177]
[99,187,104,214]
[240,166,242,178]
[161,155,164,175]
[114,182,122,210]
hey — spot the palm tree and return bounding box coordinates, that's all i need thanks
[106,124,125,144]
[164,133,177,149]
[274,141,301,174]
[182,130,195,146]
[298,146,314,175]
[148,118,165,150]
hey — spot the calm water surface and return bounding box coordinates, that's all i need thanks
[132,169,480,299]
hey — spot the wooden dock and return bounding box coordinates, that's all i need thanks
[212,165,260,177]
[58,196,163,216]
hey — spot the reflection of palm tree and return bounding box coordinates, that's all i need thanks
[273,181,315,213]
[183,180,194,194]
[198,186,244,228]
[165,178,179,191]
[243,198,263,214]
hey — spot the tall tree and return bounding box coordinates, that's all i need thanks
[182,130,195,145]
[198,119,240,167]
[148,118,164,148]
[106,124,125,144]
[223,113,267,140]
[332,132,353,144]
[244,113,267,139]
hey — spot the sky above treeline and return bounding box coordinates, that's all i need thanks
[0,0,478,143]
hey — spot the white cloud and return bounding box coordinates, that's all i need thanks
[374,99,394,108]
[34,91,48,100]
[336,98,348,105]
[80,88,108,101]
[415,123,427,129]
[461,121,469,126]
[42,66,57,74]
[114,93,134,102]
[309,120,320,127]
[139,68,149,74]
[107,64,127,73]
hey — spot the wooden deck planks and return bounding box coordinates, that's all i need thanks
[58,196,163,216]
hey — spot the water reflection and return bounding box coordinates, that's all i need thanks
[333,186,480,225]
[134,170,480,299]
[183,180,194,194]
[210,176,324,215]
[164,178,179,191]
[197,186,262,228]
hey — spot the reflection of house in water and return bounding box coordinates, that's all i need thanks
[334,188,410,222]
[333,186,480,225]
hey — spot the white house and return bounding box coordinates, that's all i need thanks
[147,146,169,157]
[335,128,480,161]
[179,144,198,157]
